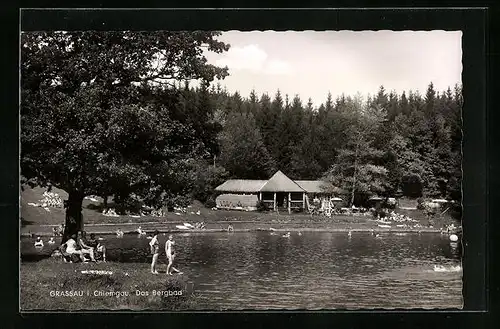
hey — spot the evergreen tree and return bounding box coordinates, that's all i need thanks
[324,98,389,205]
[399,91,410,116]
[425,82,437,115]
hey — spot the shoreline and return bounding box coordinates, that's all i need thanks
[21,225,445,237]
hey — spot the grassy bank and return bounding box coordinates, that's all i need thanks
[21,186,459,236]
[20,257,198,311]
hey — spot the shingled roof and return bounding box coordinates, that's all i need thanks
[215,179,268,193]
[294,180,332,193]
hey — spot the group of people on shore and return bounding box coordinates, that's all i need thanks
[149,230,182,275]
[58,231,107,263]
[41,223,185,274]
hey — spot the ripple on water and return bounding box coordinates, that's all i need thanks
[21,232,463,309]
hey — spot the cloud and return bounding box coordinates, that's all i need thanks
[215,44,292,75]
[215,44,267,71]
[265,60,293,75]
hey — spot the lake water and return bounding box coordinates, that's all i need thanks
[21,231,463,309]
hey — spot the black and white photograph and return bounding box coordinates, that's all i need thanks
[20,23,464,310]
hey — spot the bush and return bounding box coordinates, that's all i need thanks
[191,163,229,203]
[372,203,387,218]
[165,195,191,211]
[256,200,269,212]
[416,197,425,210]
[204,197,216,209]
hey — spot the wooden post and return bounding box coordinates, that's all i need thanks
[302,193,305,211]
[288,192,291,214]
[259,192,262,201]
[273,192,276,211]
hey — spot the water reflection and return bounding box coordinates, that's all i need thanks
[21,232,462,309]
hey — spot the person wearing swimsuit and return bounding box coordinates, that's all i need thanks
[165,234,182,275]
[149,230,160,274]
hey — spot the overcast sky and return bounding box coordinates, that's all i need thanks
[204,31,462,107]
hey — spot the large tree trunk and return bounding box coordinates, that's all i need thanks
[61,190,85,244]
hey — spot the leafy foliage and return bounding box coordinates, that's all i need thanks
[21,31,230,239]
[218,111,276,179]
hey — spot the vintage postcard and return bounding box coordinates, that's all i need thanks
[20,21,463,310]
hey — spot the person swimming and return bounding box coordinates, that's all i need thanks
[116,228,124,237]
[282,232,291,238]
[48,237,55,244]
[34,237,44,247]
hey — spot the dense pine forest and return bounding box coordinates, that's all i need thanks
[179,81,462,207]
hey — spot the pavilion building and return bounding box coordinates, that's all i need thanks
[215,170,340,213]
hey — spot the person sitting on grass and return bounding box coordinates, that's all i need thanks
[227,223,234,232]
[87,233,107,262]
[78,231,96,262]
[116,228,124,237]
[61,234,86,263]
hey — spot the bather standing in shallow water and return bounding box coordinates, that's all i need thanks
[149,230,160,274]
[165,234,182,275]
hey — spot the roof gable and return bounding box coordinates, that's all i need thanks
[260,171,305,192]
